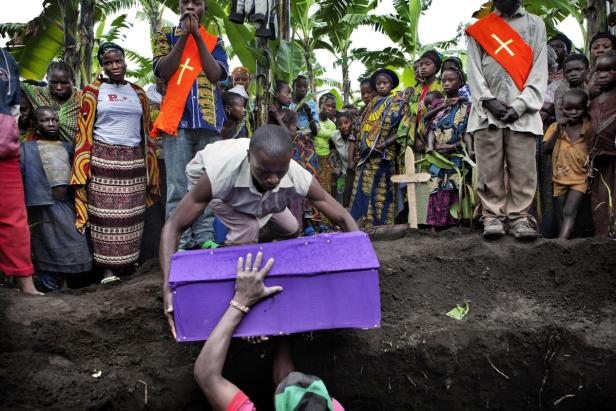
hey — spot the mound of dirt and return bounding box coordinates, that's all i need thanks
[2,230,616,410]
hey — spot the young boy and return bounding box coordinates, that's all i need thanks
[20,107,92,290]
[151,0,229,250]
[554,54,590,123]
[543,90,590,239]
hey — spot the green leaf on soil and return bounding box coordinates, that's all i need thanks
[446,300,470,320]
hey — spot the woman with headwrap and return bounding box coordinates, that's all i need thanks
[349,68,407,228]
[71,42,160,284]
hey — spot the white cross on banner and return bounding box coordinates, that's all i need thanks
[491,34,515,57]
[177,57,195,85]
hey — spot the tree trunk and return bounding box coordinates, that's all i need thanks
[255,37,270,128]
[342,55,351,105]
[77,0,95,88]
[59,0,79,81]
[585,0,609,51]
[304,40,315,93]
[279,0,291,41]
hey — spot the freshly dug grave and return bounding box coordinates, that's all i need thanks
[1,230,616,411]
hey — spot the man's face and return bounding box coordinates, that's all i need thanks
[180,0,205,20]
[249,149,291,192]
[494,0,520,16]
[563,60,588,87]
[36,110,59,138]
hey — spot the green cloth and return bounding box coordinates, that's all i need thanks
[21,83,81,143]
[314,118,336,156]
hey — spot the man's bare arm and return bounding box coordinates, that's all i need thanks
[306,178,359,232]
[159,171,213,337]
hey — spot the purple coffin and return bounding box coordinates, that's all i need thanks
[169,232,381,342]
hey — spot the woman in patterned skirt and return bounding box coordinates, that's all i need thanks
[71,43,160,284]
[350,68,407,228]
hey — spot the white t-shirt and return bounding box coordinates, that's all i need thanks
[186,138,313,220]
[94,82,143,147]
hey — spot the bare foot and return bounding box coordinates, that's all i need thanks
[15,276,43,295]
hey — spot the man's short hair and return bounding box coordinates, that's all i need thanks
[249,125,293,157]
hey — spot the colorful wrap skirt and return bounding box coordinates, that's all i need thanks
[88,141,147,268]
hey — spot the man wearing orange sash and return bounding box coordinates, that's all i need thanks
[466,0,547,240]
[151,0,229,250]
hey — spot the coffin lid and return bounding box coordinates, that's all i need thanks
[169,232,379,287]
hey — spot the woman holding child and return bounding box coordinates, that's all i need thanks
[71,42,160,284]
[349,68,406,228]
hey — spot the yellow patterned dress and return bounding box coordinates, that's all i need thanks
[349,94,407,227]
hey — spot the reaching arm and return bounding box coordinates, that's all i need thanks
[542,124,559,155]
[194,253,282,411]
[426,130,436,152]
[159,171,213,338]
[306,178,359,232]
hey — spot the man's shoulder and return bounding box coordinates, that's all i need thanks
[524,11,546,28]
[203,138,249,162]
[157,26,176,37]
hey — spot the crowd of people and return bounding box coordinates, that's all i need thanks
[2,0,616,408]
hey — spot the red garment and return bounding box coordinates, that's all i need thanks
[227,391,256,411]
[0,157,34,277]
[465,12,533,90]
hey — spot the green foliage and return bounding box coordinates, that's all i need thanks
[275,40,305,84]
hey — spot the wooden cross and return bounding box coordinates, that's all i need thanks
[391,148,431,229]
[491,34,515,57]
[176,57,195,85]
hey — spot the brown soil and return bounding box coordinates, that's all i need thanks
[2,229,616,411]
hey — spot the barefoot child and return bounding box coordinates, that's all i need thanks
[20,107,92,290]
[543,90,590,239]
[221,89,248,139]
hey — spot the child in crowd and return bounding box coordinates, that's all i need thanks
[221,90,248,139]
[314,93,339,228]
[543,90,590,239]
[268,80,298,137]
[588,51,616,237]
[425,67,471,228]
[336,110,357,206]
[423,90,446,126]
[441,56,471,101]
[359,78,377,109]
[20,107,92,290]
[554,54,590,123]
[290,75,319,173]
[18,88,35,141]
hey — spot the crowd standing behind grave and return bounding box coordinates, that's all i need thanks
[1,0,616,408]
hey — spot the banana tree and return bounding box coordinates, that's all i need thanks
[348,0,423,74]
[318,0,373,104]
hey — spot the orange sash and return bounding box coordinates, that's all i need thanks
[152,26,218,137]
[465,13,533,91]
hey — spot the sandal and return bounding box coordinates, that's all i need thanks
[100,275,121,285]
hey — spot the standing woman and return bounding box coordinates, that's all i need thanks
[71,43,160,284]
[21,61,81,143]
[350,68,407,228]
